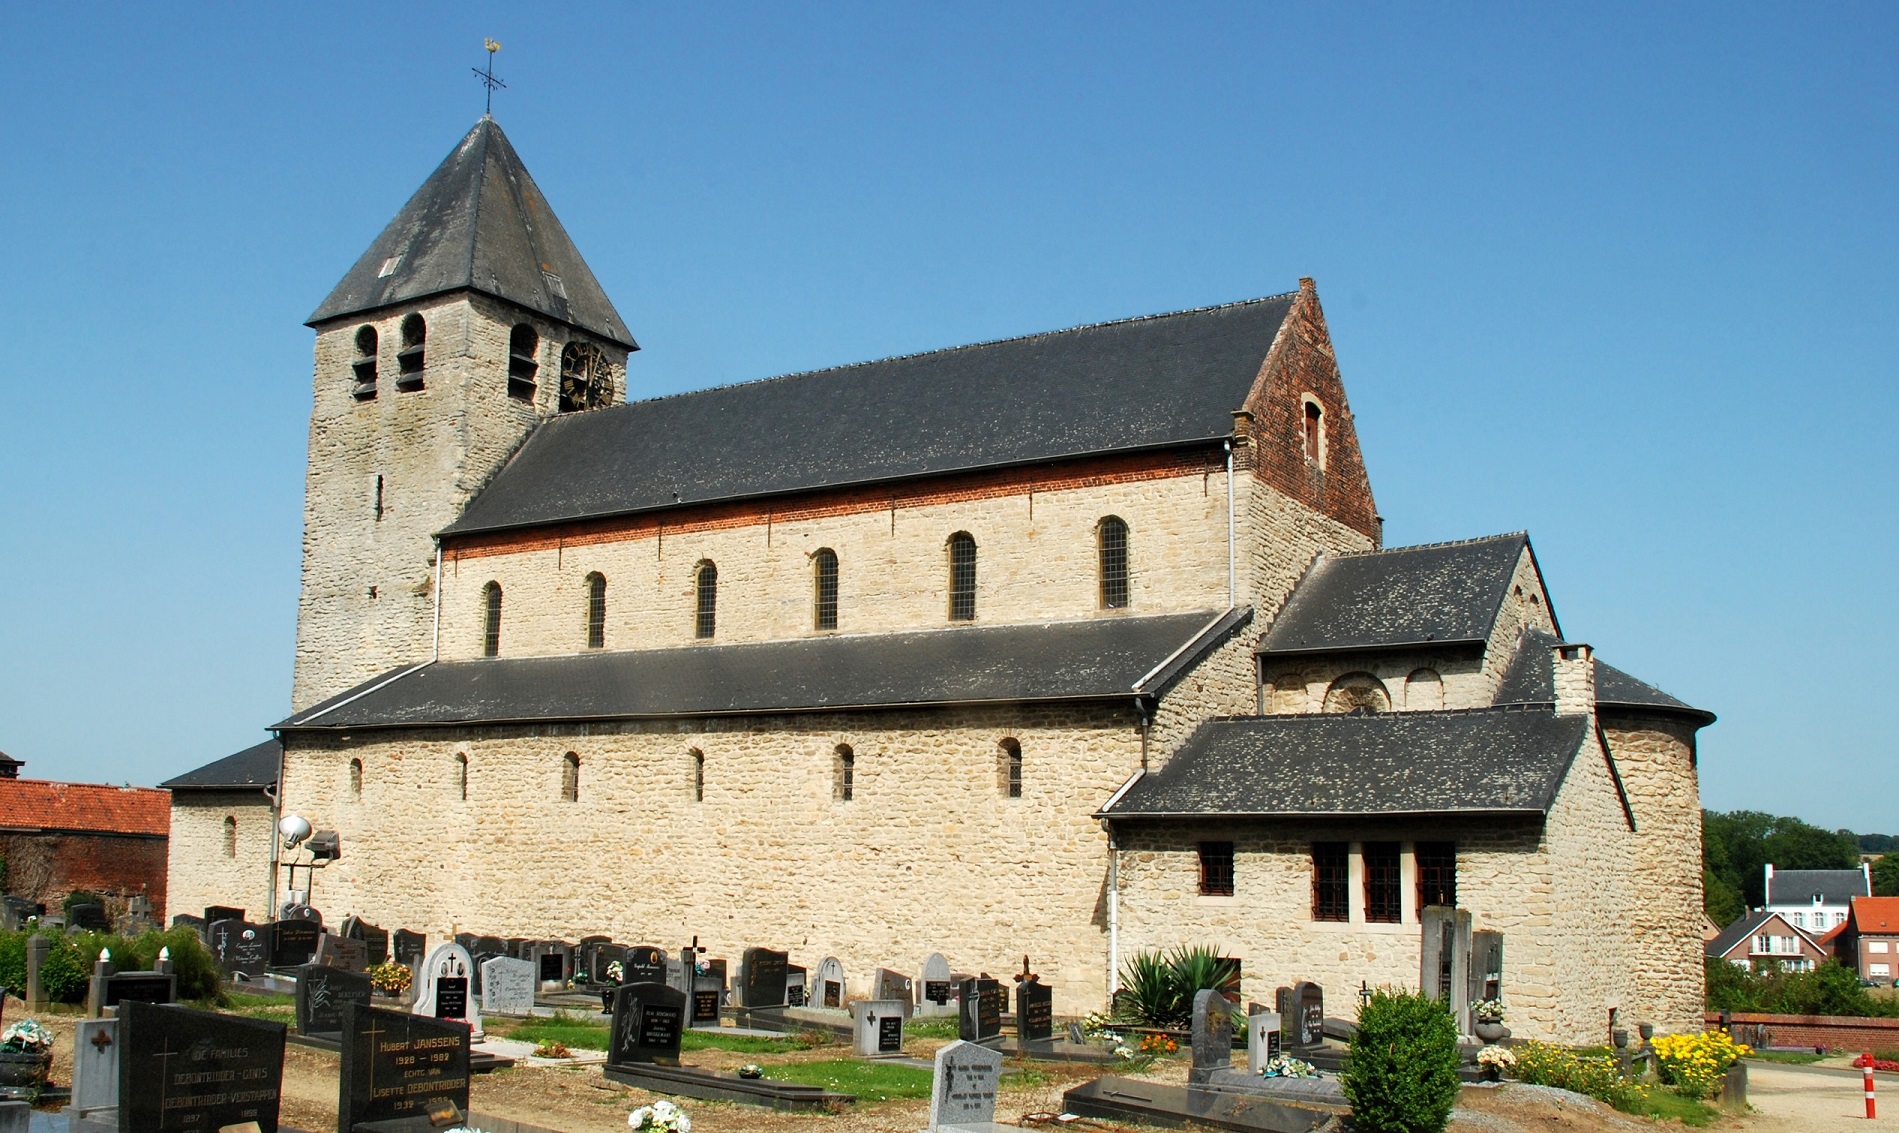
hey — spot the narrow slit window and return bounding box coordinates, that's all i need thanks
[1417,841,1457,909]
[455,753,469,801]
[813,549,839,631]
[352,325,379,401]
[692,749,705,802]
[948,533,977,621]
[1364,841,1402,922]
[1198,841,1235,896]
[694,562,718,639]
[1303,400,1324,465]
[396,313,426,390]
[508,324,540,400]
[1312,842,1349,921]
[1001,738,1022,798]
[373,475,384,521]
[585,572,607,649]
[835,745,855,802]
[223,815,237,858]
[1098,516,1129,609]
[561,752,580,802]
[348,758,363,798]
[482,581,503,657]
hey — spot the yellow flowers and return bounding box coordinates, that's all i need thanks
[1652,1030,1750,1100]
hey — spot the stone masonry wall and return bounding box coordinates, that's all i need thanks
[165,795,276,923]
[294,292,628,710]
[1603,712,1706,1032]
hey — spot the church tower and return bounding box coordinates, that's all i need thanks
[292,118,635,711]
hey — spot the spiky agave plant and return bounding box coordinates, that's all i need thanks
[1166,944,1240,1007]
[1114,949,1185,1027]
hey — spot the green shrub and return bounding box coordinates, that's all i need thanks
[62,890,105,915]
[0,925,221,1003]
[1706,957,1899,1018]
[1341,989,1461,1133]
[0,931,24,996]
[38,935,90,1003]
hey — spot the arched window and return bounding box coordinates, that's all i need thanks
[585,572,607,649]
[691,749,705,802]
[1303,399,1325,467]
[396,313,426,390]
[559,341,613,412]
[947,533,977,622]
[834,744,855,802]
[561,752,580,802]
[1404,668,1444,711]
[481,582,503,656]
[351,325,378,400]
[813,549,839,631]
[1000,738,1023,799]
[694,562,718,639]
[1097,517,1130,609]
[373,474,384,521]
[508,324,540,400]
[223,815,237,858]
[1323,672,1390,714]
[348,758,363,797]
[455,753,469,801]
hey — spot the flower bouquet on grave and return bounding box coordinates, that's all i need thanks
[1473,998,1506,1024]
[0,1019,53,1097]
[368,962,413,997]
[1260,1053,1319,1078]
[1476,1044,1517,1079]
[0,1022,51,1054]
[738,1063,764,1079]
[629,1099,692,1132]
[606,960,625,984]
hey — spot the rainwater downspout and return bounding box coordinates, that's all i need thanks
[1224,440,1236,607]
[1105,821,1120,997]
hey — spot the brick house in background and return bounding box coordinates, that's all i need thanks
[0,774,170,918]
[1706,909,1828,972]
[1835,897,1899,985]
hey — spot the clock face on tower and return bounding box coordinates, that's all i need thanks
[559,341,615,412]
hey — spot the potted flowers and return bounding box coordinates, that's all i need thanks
[1260,1053,1319,1078]
[1473,998,1508,1042]
[1475,1044,1516,1082]
[629,1099,692,1131]
[0,1019,53,1099]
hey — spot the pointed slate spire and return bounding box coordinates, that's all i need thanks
[307,117,634,348]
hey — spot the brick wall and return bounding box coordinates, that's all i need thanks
[0,831,169,919]
[1710,1012,1899,1052]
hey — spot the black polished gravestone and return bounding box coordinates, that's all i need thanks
[270,919,322,969]
[1275,982,1324,1050]
[337,1003,470,1133]
[1016,979,1054,1042]
[68,902,112,931]
[210,918,270,978]
[607,982,688,1068]
[958,977,1004,1045]
[342,916,390,966]
[392,929,426,966]
[205,904,245,926]
[104,971,177,1008]
[296,964,373,1039]
[119,1000,286,1132]
[739,948,789,1008]
[624,945,667,984]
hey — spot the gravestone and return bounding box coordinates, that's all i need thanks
[1275,983,1324,1050]
[204,905,245,926]
[170,913,205,936]
[480,956,536,1017]
[526,940,573,989]
[119,1001,285,1133]
[1420,906,1474,1032]
[392,929,426,965]
[739,947,789,1008]
[920,953,956,1016]
[314,933,369,973]
[876,967,915,1012]
[269,919,321,969]
[624,945,667,984]
[1246,1009,1284,1074]
[575,935,611,981]
[815,956,846,1009]
[691,958,726,1026]
[1189,988,1233,1084]
[103,971,176,1007]
[415,942,481,1034]
[295,964,372,1039]
[958,977,1004,1046]
[338,1003,470,1133]
[607,982,689,1068]
[3,896,44,931]
[851,999,908,1057]
[470,935,510,992]
[341,916,389,965]
[67,903,111,932]
[25,934,50,1010]
[929,1039,1005,1132]
[785,964,808,1007]
[1471,930,1504,1006]
[67,1018,119,1116]
[209,918,269,979]
[1015,978,1053,1042]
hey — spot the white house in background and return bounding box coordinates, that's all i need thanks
[1763,864,1871,935]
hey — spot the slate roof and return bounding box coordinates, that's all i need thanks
[1493,630,1714,725]
[1705,910,1820,959]
[441,296,1295,536]
[1098,706,1589,818]
[1256,534,1537,656]
[307,117,633,347]
[159,738,282,793]
[0,780,171,837]
[1766,868,1870,908]
[278,610,1243,731]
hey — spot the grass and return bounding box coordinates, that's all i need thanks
[767,1059,935,1100]
[680,1030,802,1054]
[903,1017,960,1039]
[486,1011,809,1055]
[221,990,295,1022]
[1625,1089,1718,1127]
[1746,1049,1826,1065]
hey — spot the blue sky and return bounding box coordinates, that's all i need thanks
[0,4,1892,830]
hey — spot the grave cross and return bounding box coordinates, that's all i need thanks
[90,1028,113,1052]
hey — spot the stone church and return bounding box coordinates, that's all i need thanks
[167,116,1713,1041]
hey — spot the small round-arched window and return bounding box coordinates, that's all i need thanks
[561,752,580,802]
[348,757,364,797]
[396,314,426,389]
[1404,668,1444,711]
[223,815,238,858]
[351,326,379,400]
[455,753,469,801]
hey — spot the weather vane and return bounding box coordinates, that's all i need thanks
[473,39,506,115]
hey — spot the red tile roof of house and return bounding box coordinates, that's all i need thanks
[0,779,170,837]
[1852,897,1899,933]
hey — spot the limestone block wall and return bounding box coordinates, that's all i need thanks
[1602,712,1705,1031]
[278,702,1145,1014]
[436,454,1238,660]
[1238,480,1375,628]
[1260,650,1489,715]
[1481,549,1560,689]
[1146,623,1263,761]
[165,795,275,922]
[294,291,628,709]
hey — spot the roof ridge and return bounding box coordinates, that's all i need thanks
[1209,703,1557,724]
[1319,531,1529,560]
[615,292,1301,410]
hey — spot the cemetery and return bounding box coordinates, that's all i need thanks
[0,903,1753,1132]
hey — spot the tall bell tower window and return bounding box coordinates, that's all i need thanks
[351,326,379,401]
[585,572,607,649]
[482,581,503,657]
[694,562,718,639]
[396,314,426,390]
[508,324,540,401]
[1098,516,1130,609]
[948,533,977,622]
[559,341,614,412]
[813,549,839,631]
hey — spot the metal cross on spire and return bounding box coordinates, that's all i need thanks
[473,39,506,116]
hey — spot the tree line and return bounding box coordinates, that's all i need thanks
[1703,809,1899,925]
